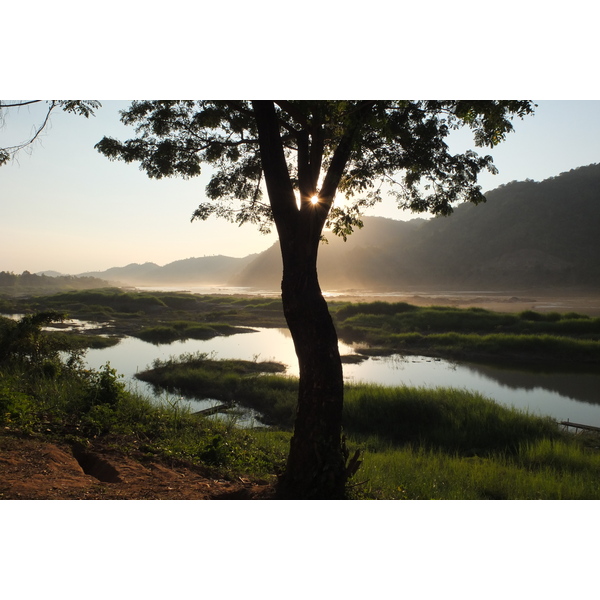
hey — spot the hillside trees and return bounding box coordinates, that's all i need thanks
[95,100,535,499]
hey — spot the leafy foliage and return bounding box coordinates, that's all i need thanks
[96,100,535,237]
[0,311,67,367]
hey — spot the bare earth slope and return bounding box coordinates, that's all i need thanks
[0,434,274,500]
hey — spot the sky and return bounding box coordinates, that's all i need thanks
[1,99,599,274]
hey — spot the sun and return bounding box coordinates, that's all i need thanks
[310,195,319,204]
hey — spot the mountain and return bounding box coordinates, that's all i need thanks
[232,217,427,290]
[231,164,600,291]
[79,254,258,286]
[74,164,600,292]
[79,262,161,283]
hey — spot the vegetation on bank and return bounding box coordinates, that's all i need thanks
[3,321,599,498]
[4,289,600,366]
[133,322,257,344]
[1,288,287,340]
[2,293,600,499]
[137,352,296,427]
[332,302,600,364]
[0,314,289,480]
[135,353,600,499]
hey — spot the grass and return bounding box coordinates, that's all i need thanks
[342,383,559,454]
[341,384,600,499]
[3,340,600,498]
[352,443,600,499]
[332,303,600,364]
[2,290,288,342]
[5,289,287,327]
[6,290,600,365]
[137,352,297,427]
[132,351,600,499]
[3,297,600,498]
[332,302,599,336]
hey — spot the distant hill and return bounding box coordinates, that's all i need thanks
[0,271,111,296]
[232,217,427,290]
[36,270,64,277]
[232,163,600,291]
[78,254,258,286]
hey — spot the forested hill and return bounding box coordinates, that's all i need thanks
[232,163,600,291]
[78,254,258,286]
[0,271,111,296]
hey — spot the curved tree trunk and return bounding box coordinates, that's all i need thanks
[251,100,360,499]
[276,251,347,500]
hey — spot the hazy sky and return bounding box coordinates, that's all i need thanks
[1,100,599,274]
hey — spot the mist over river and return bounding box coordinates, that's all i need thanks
[83,327,600,428]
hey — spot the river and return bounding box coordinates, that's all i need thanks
[80,326,600,428]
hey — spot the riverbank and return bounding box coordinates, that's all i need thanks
[4,374,600,499]
[324,289,600,317]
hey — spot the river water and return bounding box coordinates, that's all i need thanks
[80,326,600,428]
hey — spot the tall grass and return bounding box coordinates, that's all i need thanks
[340,383,600,499]
[385,331,600,362]
[334,303,600,336]
[352,443,600,499]
[334,303,600,363]
[137,353,297,427]
[343,384,559,454]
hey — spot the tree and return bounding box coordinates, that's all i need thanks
[95,100,535,499]
[0,100,101,166]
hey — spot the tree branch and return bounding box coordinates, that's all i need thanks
[274,101,309,128]
[320,102,375,202]
[0,100,43,109]
[0,101,57,159]
[251,101,298,238]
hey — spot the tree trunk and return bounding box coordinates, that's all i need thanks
[276,244,347,500]
[250,100,353,499]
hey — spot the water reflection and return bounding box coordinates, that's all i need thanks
[460,363,600,406]
[82,328,600,428]
[344,354,600,426]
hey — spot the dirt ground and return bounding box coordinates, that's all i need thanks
[0,433,275,500]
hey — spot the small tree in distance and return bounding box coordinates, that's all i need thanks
[96,100,535,499]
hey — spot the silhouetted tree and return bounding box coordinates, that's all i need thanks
[96,100,535,499]
[0,100,101,165]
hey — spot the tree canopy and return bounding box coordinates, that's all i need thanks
[96,101,534,238]
[96,99,535,499]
